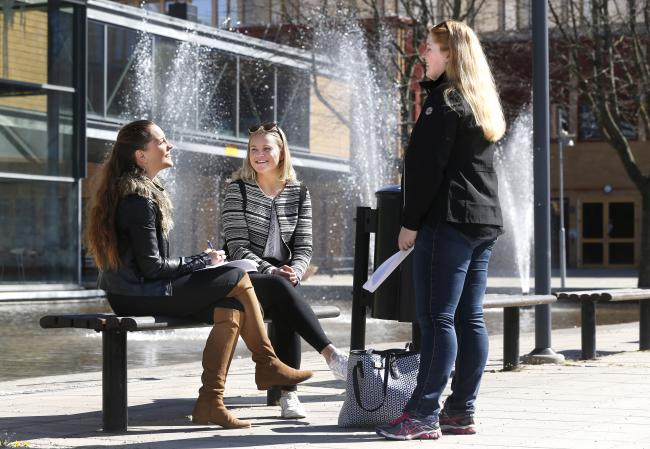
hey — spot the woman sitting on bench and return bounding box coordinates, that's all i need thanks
[222,122,348,419]
[84,119,312,430]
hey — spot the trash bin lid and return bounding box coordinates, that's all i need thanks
[375,185,401,196]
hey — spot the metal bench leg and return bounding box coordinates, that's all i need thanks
[266,322,282,406]
[503,307,520,370]
[640,299,650,351]
[581,300,596,359]
[103,329,127,432]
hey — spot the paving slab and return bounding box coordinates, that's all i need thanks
[1,322,649,449]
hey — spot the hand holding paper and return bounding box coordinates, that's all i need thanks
[362,247,414,293]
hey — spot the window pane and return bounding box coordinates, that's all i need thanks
[579,104,602,141]
[106,25,142,118]
[0,180,78,284]
[88,21,105,117]
[0,3,48,84]
[608,202,634,238]
[277,66,309,149]
[192,0,213,25]
[49,5,75,87]
[582,203,603,238]
[582,243,603,265]
[609,243,634,265]
[153,36,196,131]
[239,58,275,135]
[0,87,75,177]
[199,50,237,137]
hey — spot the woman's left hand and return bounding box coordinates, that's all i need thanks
[275,265,299,286]
[398,227,418,251]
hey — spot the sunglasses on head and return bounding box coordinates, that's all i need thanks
[248,121,279,133]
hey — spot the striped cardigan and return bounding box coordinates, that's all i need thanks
[222,180,313,279]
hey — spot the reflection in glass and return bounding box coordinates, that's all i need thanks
[0,1,73,86]
[88,21,105,116]
[239,58,275,136]
[582,203,603,238]
[582,242,603,265]
[0,180,78,284]
[199,49,237,136]
[608,202,634,238]
[106,25,141,118]
[277,66,309,149]
[609,243,634,265]
[0,87,74,177]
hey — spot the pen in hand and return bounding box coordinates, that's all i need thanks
[207,240,214,250]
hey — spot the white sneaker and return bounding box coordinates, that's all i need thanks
[280,391,307,419]
[327,350,349,381]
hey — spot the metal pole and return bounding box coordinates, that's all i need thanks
[558,110,567,289]
[525,0,564,364]
[350,207,371,350]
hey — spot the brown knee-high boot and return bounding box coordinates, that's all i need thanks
[227,274,313,390]
[192,308,251,429]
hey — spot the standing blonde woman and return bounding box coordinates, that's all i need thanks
[222,122,348,419]
[376,21,506,440]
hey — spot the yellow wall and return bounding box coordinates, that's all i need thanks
[0,9,48,112]
[309,76,350,159]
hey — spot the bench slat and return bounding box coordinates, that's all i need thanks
[41,306,342,332]
[484,294,556,309]
[555,288,650,302]
[40,313,114,331]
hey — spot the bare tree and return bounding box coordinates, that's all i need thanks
[549,0,650,286]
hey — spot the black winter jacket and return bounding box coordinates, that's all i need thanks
[98,194,211,296]
[401,74,503,232]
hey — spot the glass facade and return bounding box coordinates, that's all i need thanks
[87,20,311,145]
[0,0,85,285]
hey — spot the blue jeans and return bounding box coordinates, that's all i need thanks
[404,221,496,422]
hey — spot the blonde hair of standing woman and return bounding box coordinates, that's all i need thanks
[430,20,506,142]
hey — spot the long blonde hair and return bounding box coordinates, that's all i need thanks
[431,20,506,142]
[231,124,298,183]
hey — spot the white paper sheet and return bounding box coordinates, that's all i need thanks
[362,247,414,293]
[197,258,259,273]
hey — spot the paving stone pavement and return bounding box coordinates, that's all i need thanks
[1,321,649,449]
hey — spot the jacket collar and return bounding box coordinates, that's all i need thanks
[419,72,449,93]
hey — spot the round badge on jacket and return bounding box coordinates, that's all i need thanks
[425,107,433,115]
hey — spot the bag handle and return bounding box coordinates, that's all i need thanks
[352,359,391,413]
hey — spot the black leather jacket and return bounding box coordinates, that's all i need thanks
[98,194,211,296]
[401,74,503,231]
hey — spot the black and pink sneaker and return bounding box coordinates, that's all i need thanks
[375,416,442,441]
[439,410,476,435]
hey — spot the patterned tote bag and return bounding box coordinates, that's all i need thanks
[338,345,420,427]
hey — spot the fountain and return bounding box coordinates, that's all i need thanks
[494,108,535,294]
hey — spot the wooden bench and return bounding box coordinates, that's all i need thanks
[40,305,341,432]
[483,293,557,370]
[554,288,650,359]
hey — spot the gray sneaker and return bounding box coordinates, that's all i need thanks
[327,350,348,381]
[375,416,442,441]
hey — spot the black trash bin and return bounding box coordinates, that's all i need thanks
[372,185,416,323]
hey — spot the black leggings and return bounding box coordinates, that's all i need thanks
[250,272,331,391]
[107,266,245,323]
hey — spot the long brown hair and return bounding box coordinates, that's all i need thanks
[84,120,155,271]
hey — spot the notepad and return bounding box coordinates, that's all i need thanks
[362,247,414,293]
[198,258,259,273]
